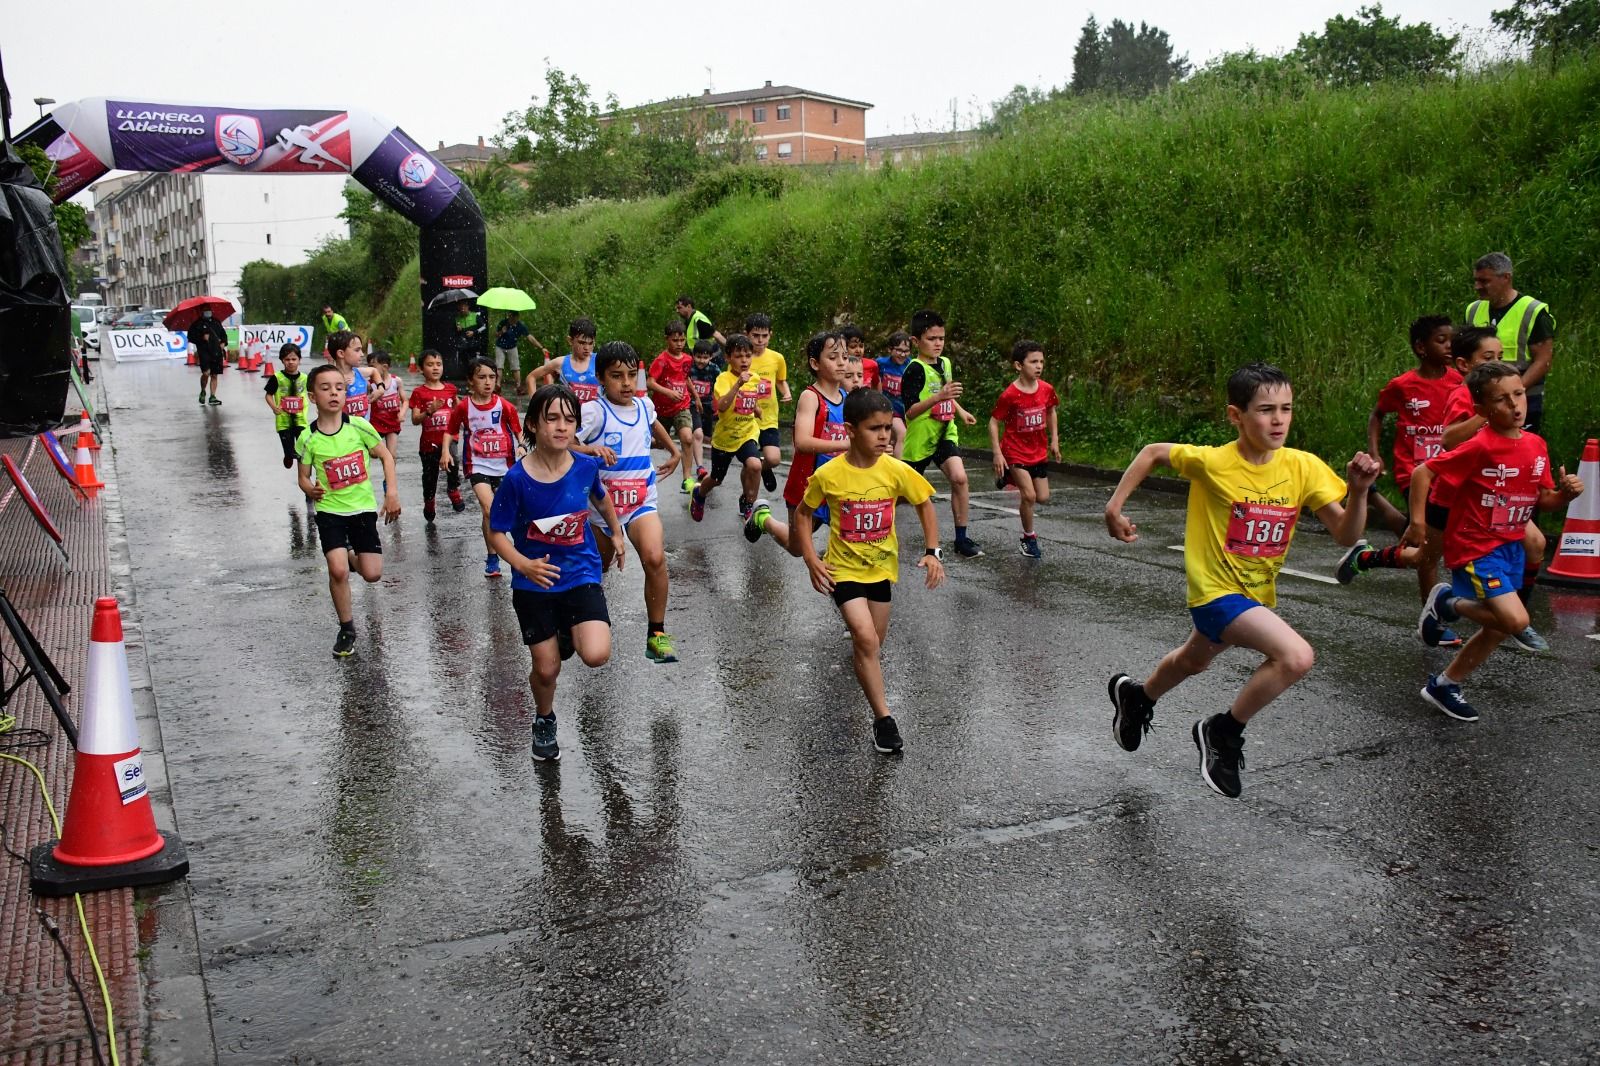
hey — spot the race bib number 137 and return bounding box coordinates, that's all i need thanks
[839,499,894,543]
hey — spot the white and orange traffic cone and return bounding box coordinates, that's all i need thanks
[72,434,104,498]
[407,352,420,374]
[74,410,100,453]
[1543,438,1600,590]
[29,598,189,896]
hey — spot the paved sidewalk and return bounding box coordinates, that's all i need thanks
[0,391,206,1066]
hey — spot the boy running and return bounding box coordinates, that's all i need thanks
[1411,363,1583,721]
[691,334,767,522]
[444,359,522,577]
[263,342,310,473]
[368,350,406,460]
[796,388,945,755]
[988,339,1061,559]
[524,317,600,403]
[746,331,851,554]
[1104,363,1379,798]
[648,319,699,493]
[576,341,684,664]
[901,309,983,558]
[687,340,719,487]
[328,331,378,421]
[745,313,790,492]
[407,350,464,524]
[876,330,914,455]
[296,365,401,658]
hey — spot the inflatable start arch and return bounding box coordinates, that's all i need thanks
[19,98,486,371]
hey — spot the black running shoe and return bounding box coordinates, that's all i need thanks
[332,628,357,658]
[531,712,561,762]
[1335,539,1370,584]
[762,467,777,492]
[872,715,904,754]
[1193,715,1245,798]
[207,395,221,405]
[1108,673,1154,752]
[744,499,771,543]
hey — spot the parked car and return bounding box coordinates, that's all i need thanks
[113,311,156,328]
[72,305,100,352]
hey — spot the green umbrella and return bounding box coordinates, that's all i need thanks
[476,287,537,312]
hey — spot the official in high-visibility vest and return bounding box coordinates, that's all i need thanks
[320,305,350,355]
[1465,251,1554,433]
[675,295,726,358]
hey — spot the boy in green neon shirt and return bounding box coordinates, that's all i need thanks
[900,309,982,558]
[297,364,402,658]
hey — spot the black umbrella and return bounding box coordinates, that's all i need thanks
[428,288,479,309]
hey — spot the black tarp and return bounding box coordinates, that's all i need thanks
[0,142,71,436]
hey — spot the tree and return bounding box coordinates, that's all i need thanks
[1492,0,1600,56]
[983,85,1051,133]
[17,142,92,259]
[1293,4,1460,86]
[1071,16,1190,95]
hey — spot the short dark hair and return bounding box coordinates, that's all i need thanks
[465,357,499,381]
[278,342,302,359]
[596,339,639,375]
[840,324,866,344]
[1226,363,1292,409]
[1012,339,1044,363]
[327,329,361,356]
[1466,360,1520,403]
[419,348,443,363]
[675,294,695,307]
[307,364,344,390]
[569,317,597,339]
[885,330,912,350]
[909,309,944,338]
[524,384,582,444]
[1451,325,1498,361]
[372,349,392,366]
[724,333,754,354]
[744,312,772,332]
[843,387,894,424]
[665,317,687,337]
[1408,314,1452,351]
[806,330,843,365]
[691,340,716,357]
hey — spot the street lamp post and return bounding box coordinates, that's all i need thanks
[33,96,55,120]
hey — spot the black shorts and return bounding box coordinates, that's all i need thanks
[832,580,892,608]
[469,473,504,490]
[512,584,609,646]
[759,427,781,449]
[1005,460,1049,481]
[909,437,961,474]
[198,351,224,374]
[1425,501,1450,531]
[711,440,762,482]
[315,511,382,555]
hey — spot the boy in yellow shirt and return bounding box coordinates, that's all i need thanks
[1102,363,1379,797]
[691,334,767,522]
[796,388,945,754]
[744,312,790,493]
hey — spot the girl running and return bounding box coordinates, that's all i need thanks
[442,359,522,577]
[367,350,406,459]
[328,331,378,421]
[488,384,626,762]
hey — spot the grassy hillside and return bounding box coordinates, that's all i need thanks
[368,57,1600,467]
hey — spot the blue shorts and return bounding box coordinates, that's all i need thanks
[1452,540,1524,601]
[1189,593,1264,644]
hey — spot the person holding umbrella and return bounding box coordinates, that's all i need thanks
[481,288,547,390]
[167,296,233,406]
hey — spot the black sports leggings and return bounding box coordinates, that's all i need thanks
[419,450,460,500]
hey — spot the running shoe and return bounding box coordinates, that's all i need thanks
[954,537,984,558]
[690,487,705,522]
[332,628,357,658]
[198,392,206,405]
[1019,534,1042,559]
[485,554,502,578]
[872,715,904,754]
[557,626,575,662]
[646,632,679,663]
[1193,714,1245,798]
[681,476,696,495]
[531,712,560,762]
[738,494,753,521]
[1108,673,1154,753]
[423,501,436,525]
[448,489,466,512]
[1421,674,1479,722]
[1437,628,1464,648]
[744,499,771,543]
[696,465,709,484]
[1506,625,1551,653]
[208,395,221,405]
[1335,539,1370,584]
[282,455,293,470]
[1417,582,1458,646]
[762,467,777,492]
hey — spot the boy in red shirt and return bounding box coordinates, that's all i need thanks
[648,319,698,493]
[1336,316,1458,606]
[988,340,1060,559]
[842,326,879,390]
[406,350,463,525]
[1411,362,1583,721]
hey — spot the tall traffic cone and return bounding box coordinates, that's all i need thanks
[186,347,198,367]
[1543,438,1600,589]
[75,410,100,453]
[407,352,420,374]
[262,359,276,378]
[30,598,189,896]
[72,434,104,498]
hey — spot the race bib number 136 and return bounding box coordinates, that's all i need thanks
[1225,501,1297,558]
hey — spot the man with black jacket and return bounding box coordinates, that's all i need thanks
[189,309,229,406]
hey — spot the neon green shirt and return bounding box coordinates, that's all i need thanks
[296,416,382,515]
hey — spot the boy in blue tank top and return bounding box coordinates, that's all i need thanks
[523,317,600,404]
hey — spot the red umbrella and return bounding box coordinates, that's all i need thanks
[164,295,237,332]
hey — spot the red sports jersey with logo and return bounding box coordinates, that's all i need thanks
[1442,382,1477,427]
[1376,368,1461,488]
[368,379,405,435]
[991,381,1059,466]
[648,351,694,416]
[410,383,458,454]
[1423,430,1552,569]
[860,358,879,390]
[449,396,521,478]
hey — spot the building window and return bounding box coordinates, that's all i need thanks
[833,107,840,124]
[263,192,269,203]
[755,144,768,160]
[833,146,839,160]
[752,107,766,123]
[777,142,792,158]
[777,105,790,120]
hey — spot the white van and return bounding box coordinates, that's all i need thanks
[71,305,100,352]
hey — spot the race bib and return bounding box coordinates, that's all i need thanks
[279,395,303,414]
[882,374,902,398]
[427,407,451,430]
[344,394,369,418]
[690,378,713,399]
[1487,493,1536,536]
[1011,406,1046,432]
[568,382,599,404]
[473,430,510,459]
[839,498,894,543]
[528,510,588,546]
[607,477,650,517]
[1225,501,1298,558]
[1410,433,1443,462]
[322,450,368,491]
[734,390,761,416]
[932,398,955,422]
[376,390,403,413]
[823,421,848,442]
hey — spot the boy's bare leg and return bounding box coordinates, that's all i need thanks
[741,458,762,503]
[572,619,612,668]
[941,455,970,527]
[1142,628,1230,703]
[1217,607,1316,723]
[326,548,353,624]
[840,598,894,719]
[1011,468,1038,535]
[628,514,669,623]
[473,482,496,550]
[529,640,560,715]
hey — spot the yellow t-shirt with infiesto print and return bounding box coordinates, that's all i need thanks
[751,350,787,430]
[802,454,935,586]
[1169,441,1346,609]
[711,370,767,452]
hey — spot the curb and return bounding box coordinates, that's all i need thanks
[95,382,220,1066]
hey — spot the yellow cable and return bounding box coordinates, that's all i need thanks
[0,750,121,1066]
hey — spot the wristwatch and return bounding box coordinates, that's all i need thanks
[924,547,943,560]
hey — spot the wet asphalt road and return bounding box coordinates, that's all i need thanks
[103,359,1600,1065]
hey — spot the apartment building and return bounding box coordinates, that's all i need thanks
[617,82,873,165]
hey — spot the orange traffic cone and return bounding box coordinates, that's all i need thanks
[186,348,198,367]
[73,435,104,498]
[30,598,189,896]
[262,359,276,378]
[75,410,100,453]
[407,352,420,374]
[1543,438,1600,589]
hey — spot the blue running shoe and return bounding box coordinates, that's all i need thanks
[1421,674,1478,722]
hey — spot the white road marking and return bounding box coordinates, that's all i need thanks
[1165,544,1339,585]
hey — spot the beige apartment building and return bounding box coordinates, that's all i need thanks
[615,82,872,165]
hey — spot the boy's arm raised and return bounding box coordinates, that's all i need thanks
[1315,452,1381,546]
[1540,466,1584,510]
[1103,443,1174,542]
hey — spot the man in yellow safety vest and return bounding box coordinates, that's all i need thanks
[1465,251,1554,434]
